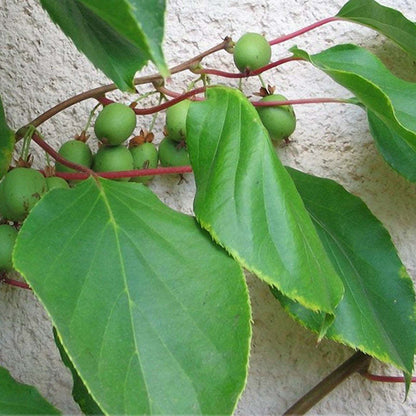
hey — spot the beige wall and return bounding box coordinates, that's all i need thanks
[1,0,415,413]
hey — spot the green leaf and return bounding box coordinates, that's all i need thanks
[272,168,416,376]
[0,366,60,414]
[337,0,416,59]
[53,328,103,415]
[40,0,168,91]
[0,96,15,180]
[292,44,416,182]
[186,86,344,315]
[14,178,250,415]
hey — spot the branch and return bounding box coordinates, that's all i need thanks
[17,38,232,137]
[283,351,371,415]
[269,17,340,46]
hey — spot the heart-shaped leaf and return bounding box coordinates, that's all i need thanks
[272,168,416,376]
[186,86,344,315]
[0,366,60,414]
[337,0,416,59]
[14,179,250,415]
[40,0,168,91]
[0,97,14,180]
[292,44,416,182]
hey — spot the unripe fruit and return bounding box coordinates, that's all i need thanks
[55,140,93,173]
[0,181,13,220]
[0,168,47,222]
[46,176,70,191]
[166,99,191,142]
[94,103,136,145]
[130,143,158,184]
[158,137,190,167]
[0,224,18,271]
[93,145,134,181]
[233,32,271,72]
[256,94,296,142]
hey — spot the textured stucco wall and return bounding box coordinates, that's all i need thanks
[1,0,416,414]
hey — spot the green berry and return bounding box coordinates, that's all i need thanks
[93,145,134,181]
[233,32,271,72]
[0,224,18,271]
[0,168,47,222]
[158,137,190,167]
[166,100,191,142]
[45,176,70,191]
[55,140,93,173]
[130,143,158,184]
[94,103,136,146]
[256,94,296,142]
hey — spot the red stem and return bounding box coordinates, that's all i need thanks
[1,276,31,290]
[32,134,96,177]
[252,97,351,106]
[269,16,340,46]
[361,371,416,383]
[194,56,302,79]
[97,87,207,115]
[52,165,193,181]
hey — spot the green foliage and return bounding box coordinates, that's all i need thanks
[0,366,60,414]
[39,0,168,91]
[337,0,416,59]
[187,87,344,315]
[0,224,18,271]
[14,178,251,415]
[291,44,416,182]
[2,0,416,413]
[272,168,416,376]
[0,96,14,180]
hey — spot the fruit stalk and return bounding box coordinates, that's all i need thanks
[269,16,340,46]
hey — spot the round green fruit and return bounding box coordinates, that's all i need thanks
[233,32,271,72]
[55,140,93,173]
[130,143,158,184]
[0,181,13,220]
[46,176,70,191]
[93,145,134,181]
[94,103,136,145]
[166,99,191,142]
[0,168,47,222]
[0,224,18,271]
[158,137,190,167]
[256,94,296,142]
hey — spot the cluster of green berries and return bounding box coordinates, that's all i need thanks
[233,32,296,142]
[56,101,191,184]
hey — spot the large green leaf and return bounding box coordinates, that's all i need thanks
[0,96,14,179]
[292,44,416,182]
[272,168,416,376]
[0,366,60,414]
[40,0,168,91]
[14,179,250,415]
[337,0,416,59]
[186,86,344,316]
[54,328,103,415]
